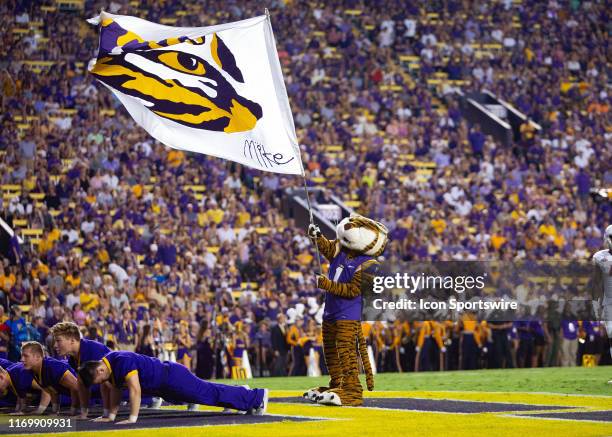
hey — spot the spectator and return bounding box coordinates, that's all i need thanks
[5,305,28,361]
[115,308,138,352]
[271,313,289,376]
[560,304,579,367]
[0,0,608,378]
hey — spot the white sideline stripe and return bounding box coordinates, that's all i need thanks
[369,390,612,399]
[347,406,472,415]
[502,413,612,424]
[266,413,337,421]
[518,391,612,399]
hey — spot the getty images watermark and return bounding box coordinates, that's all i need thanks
[362,260,600,322]
[371,271,518,311]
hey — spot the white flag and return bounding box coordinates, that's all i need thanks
[88,11,303,175]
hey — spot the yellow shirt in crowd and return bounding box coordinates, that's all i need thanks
[66,274,81,288]
[0,273,15,291]
[207,208,225,224]
[80,291,99,312]
[167,150,185,168]
[431,218,447,234]
[31,262,49,279]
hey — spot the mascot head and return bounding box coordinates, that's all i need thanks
[336,213,389,257]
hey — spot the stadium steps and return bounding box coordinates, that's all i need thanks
[281,185,372,240]
[456,90,542,145]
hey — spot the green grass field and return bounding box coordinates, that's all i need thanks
[227,365,612,395]
[2,366,610,437]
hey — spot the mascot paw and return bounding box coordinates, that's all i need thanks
[316,274,330,289]
[308,224,321,239]
[304,387,330,402]
[316,392,342,406]
[303,389,320,402]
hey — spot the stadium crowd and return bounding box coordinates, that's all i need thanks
[0,0,610,380]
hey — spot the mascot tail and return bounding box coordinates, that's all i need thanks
[357,325,374,391]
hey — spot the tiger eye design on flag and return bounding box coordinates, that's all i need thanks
[87,12,303,175]
[91,18,262,133]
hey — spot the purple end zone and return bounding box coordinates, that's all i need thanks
[271,397,573,413]
[515,411,612,422]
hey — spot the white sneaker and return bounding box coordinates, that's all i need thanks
[222,408,246,414]
[187,403,198,411]
[249,388,268,416]
[150,397,163,409]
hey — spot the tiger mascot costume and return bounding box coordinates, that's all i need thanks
[304,214,388,406]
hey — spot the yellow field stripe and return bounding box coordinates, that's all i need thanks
[4,391,611,437]
[6,403,610,437]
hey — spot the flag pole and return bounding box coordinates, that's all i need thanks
[302,170,323,276]
[264,8,323,277]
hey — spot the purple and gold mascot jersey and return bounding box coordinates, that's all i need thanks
[324,252,373,322]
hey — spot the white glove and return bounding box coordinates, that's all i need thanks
[482,347,488,354]
[415,346,421,352]
[308,224,321,239]
[440,347,447,353]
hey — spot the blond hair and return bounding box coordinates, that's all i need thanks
[50,322,81,341]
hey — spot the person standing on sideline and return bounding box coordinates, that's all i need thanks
[195,321,214,380]
[271,313,289,376]
[488,318,514,368]
[560,304,578,367]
